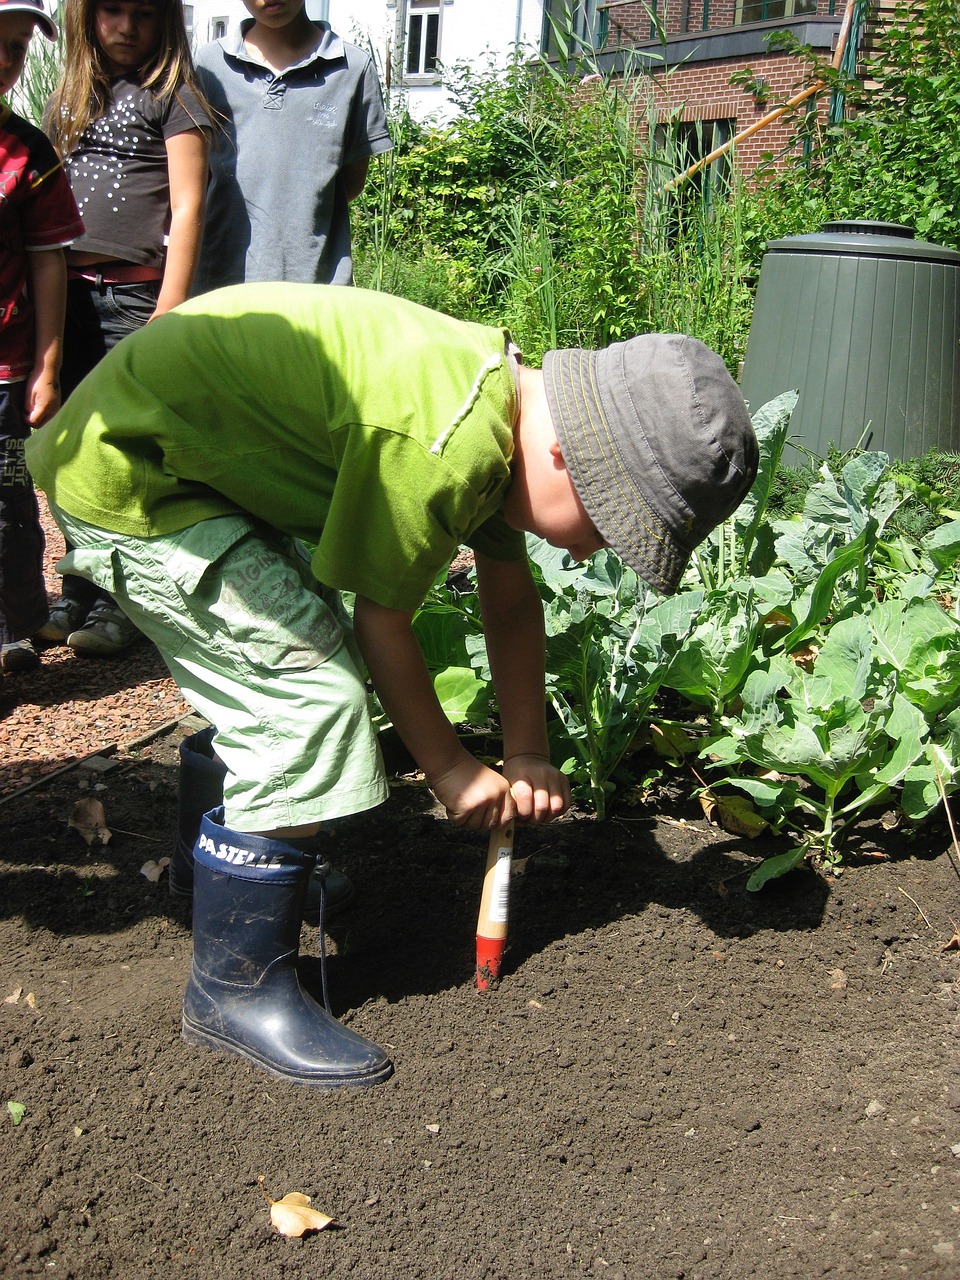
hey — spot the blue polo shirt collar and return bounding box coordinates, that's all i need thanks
[223,19,345,72]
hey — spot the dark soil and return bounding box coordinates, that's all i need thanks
[3,715,960,1280]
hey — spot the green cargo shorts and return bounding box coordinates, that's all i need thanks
[49,504,388,832]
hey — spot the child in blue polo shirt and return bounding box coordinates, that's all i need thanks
[193,0,392,292]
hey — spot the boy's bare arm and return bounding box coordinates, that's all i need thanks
[353,594,516,831]
[342,157,370,203]
[474,551,571,821]
[25,246,67,426]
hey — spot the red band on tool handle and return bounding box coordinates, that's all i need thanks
[475,821,514,990]
[475,935,506,990]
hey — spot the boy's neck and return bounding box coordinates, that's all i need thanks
[243,11,323,73]
[502,366,548,534]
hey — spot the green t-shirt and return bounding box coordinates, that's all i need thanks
[27,284,525,610]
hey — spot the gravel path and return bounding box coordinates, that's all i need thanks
[0,497,190,797]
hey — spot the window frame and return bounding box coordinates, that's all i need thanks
[653,116,735,238]
[734,0,818,24]
[404,0,443,83]
[541,1,607,57]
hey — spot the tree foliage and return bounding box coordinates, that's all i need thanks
[811,0,960,246]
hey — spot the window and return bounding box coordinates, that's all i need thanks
[183,3,194,39]
[655,118,734,184]
[541,1,608,57]
[736,0,817,23]
[406,1,441,78]
[212,17,227,39]
[654,118,734,238]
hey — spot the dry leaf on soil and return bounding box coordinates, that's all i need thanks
[68,797,112,847]
[699,790,770,838]
[259,1176,334,1237]
[140,857,170,883]
[4,988,36,1008]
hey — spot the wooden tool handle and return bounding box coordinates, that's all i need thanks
[477,820,514,938]
[475,820,514,988]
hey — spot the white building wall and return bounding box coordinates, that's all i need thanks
[186,0,545,123]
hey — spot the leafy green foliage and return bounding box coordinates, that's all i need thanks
[410,396,960,890]
[409,576,492,729]
[693,390,796,591]
[354,46,769,370]
[709,624,909,864]
[528,541,702,819]
[692,416,960,885]
[764,462,814,521]
[662,590,760,727]
[823,0,960,247]
[751,0,960,250]
[887,452,960,541]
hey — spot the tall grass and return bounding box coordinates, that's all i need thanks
[353,38,771,372]
[493,197,560,352]
[638,112,756,372]
[10,19,63,124]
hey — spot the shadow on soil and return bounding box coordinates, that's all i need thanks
[2,739,950,1016]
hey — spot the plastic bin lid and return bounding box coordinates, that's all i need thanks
[764,219,960,263]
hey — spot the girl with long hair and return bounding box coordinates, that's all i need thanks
[40,0,211,655]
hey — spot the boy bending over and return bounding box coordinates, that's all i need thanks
[26,284,757,1089]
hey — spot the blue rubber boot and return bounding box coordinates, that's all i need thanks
[170,727,354,921]
[181,808,393,1089]
[169,728,227,899]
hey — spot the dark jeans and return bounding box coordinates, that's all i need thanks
[59,278,160,611]
[0,382,47,645]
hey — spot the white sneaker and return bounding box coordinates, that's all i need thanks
[67,601,140,657]
[36,598,88,644]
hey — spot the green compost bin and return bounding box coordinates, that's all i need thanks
[739,220,960,461]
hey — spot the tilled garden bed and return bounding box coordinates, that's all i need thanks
[2,501,959,1279]
[2,719,959,1280]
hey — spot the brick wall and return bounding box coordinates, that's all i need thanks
[635,53,830,178]
[603,0,836,42]
[591,0,844,181]
[578,0,911,184]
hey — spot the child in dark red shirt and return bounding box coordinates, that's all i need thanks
[0,0,84,673]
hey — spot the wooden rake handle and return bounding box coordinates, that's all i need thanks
[475,820,515,990]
